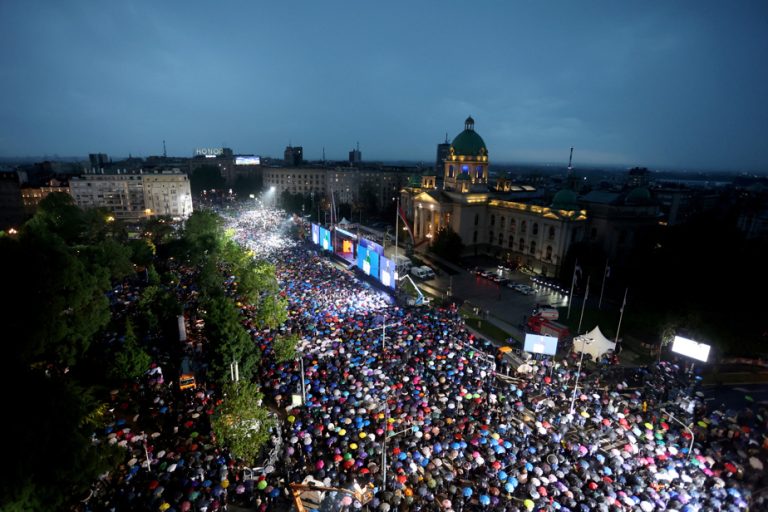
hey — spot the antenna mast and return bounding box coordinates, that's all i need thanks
[567,147,574,171]
[163,140,167,158]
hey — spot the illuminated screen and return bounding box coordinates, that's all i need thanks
[358,238,384,256]
[671,336,710,362]
[342,240,354,254]
[319,227,332,251]
[523,334,559,356]
[379,256,396,289]
[356,245,380,279]
[311,224,319,245]
[235,156,261,165]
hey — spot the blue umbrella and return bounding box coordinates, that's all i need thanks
[479,495,490,506]
[462,487,473,498]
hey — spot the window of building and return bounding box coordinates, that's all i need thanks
[474,214,479,226]
[473,231,478,243]
[509,219,516,233]
[508,236,514,248]
[519,238,525,251]
[461,165,469,172]
[498,233,503,245]
[490,214,495,226]
[521,221,527,234]
[532,223,539,235]
[549,226,555,240]
[530,241,536,255]
[500,217,505,230]
[546,245,553,260]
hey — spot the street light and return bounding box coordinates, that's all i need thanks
[661,408,694,461]
[568,337,592,415]
[380,404,416,492]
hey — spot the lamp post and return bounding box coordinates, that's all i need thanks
[297,351,306,405]
[381,405,416,492]
[568,336,592,415]
[661,408,694,461]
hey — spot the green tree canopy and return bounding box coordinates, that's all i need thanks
[202,295,261,384]
[429,226,464,263]
[210,381,275,465]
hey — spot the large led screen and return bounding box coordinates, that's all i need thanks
[356,244,380,279]
[319,227,332,252]
[358,238,384,256]
[379,256,397,289]
[523,334,559,356]
[311,223,320,245]
[671,336,710,362]
[235,156,261,165]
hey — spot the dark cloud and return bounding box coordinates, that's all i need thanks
[0,0,766,171]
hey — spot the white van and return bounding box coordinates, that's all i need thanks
[393,255,412,274]
[411,266,435,280]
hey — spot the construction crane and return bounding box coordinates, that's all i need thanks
[399,274,429,306]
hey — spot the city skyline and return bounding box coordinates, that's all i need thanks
[1,1,767,172]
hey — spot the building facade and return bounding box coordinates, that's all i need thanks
[69,170,192,221]
[402,117,588,276]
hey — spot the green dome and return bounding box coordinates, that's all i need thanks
[625,186,652,205]
[551,189,579,211]
[451,116,487,157]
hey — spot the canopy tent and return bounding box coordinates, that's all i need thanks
[572,326,616,360]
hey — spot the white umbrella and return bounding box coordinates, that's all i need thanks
[749,456,764,470]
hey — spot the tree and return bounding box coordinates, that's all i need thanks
[109,319,152,380]
[0,229,110,367]
[203,295,261,384]
[429,226,464,263]
[272,333,298,363]
[210,381,275,465]
[180,210,224,265]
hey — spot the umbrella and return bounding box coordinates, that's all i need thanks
[749,457,764,470]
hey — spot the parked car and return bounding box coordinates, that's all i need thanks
[411,266,435,280]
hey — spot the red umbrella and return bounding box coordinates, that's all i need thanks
[149,480,160,490]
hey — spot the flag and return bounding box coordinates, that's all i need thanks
[398,204,415,242]
[573,263,582,285]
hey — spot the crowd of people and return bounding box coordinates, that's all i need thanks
[84,206,767,511]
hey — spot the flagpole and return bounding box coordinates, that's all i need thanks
[615,288,628,345]
[567,259,578,319]
[395,197,399,273]
[577,275,590,335]
[598,260,608,310]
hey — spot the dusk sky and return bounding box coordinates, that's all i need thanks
[1,1,766,171]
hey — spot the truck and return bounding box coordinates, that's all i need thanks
[179,356,197,391]
[527,315,570,341]
[532,306,559,321]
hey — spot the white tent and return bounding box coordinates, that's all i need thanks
[572,326,616,360]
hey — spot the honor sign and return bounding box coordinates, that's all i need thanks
[195,148,223,157]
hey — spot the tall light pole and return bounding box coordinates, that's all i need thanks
[568,336,592,415]
[381,405,415,492]
[661,408,694,461]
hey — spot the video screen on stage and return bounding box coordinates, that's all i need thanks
[319,227,332,252]
[379,256,397,289]
[671,335,710,362]
[356,244,380,279]
[311,223,319,245]
[358,237,384,256]
[523,333,559,356]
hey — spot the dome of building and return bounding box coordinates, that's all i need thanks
[551,189,579,211]
[625,186,652,205]
[451,116,487,157]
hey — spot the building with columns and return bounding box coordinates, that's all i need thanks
[402,117,588,276]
